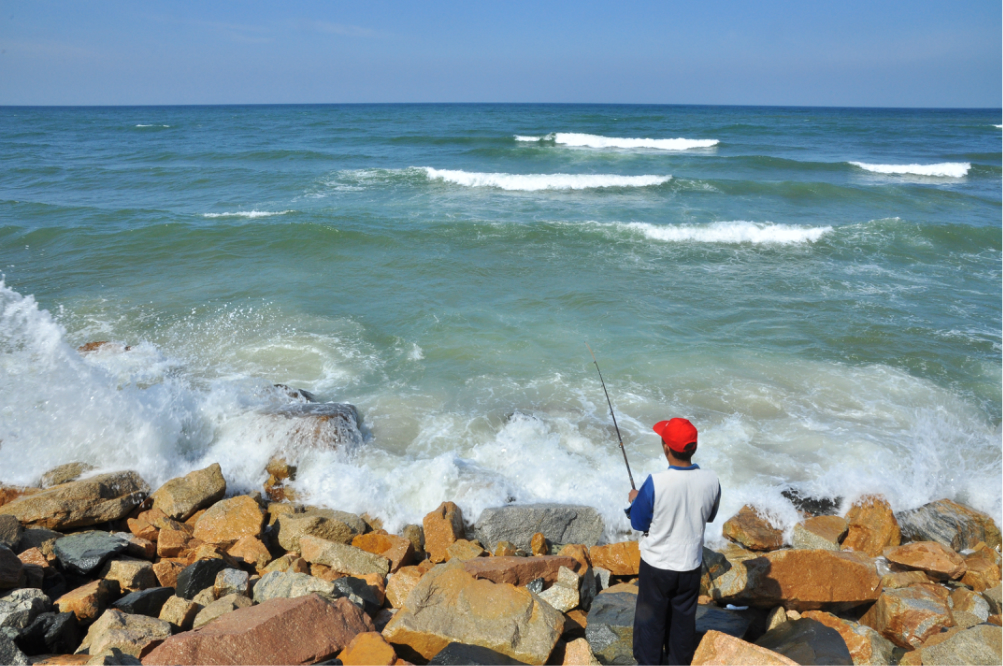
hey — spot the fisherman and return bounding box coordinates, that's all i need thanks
[628,418,721,666]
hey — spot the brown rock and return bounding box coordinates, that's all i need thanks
[563,609,588,638]
[352,533,415,573]
[300,535,390,576]
[791,516,848,551]
[155,527,190,559]
[919,623,1003,665]
[192,495,265,545]
[338,631,397,666]
[897,649,923,665]
[801,610,895,665]
[185,543,237,567]
[150,464,227,521]
[859,583,953,648]
[589,541,640,576]
[262,553,310,575]
[387,566,425,609]
[961,544,1002,592]
[126,518,159,543]
[400,524,424,560]
[120,534,157,560]
[897,498,1002,552]
[494,541,518,557]
[276,513,358,552]
[193,593,254,629]
[143,594,374,665]
[33,655,90,665]
[151,561,184,589]
[950,587,990,621]
[988,614,1001,626]
[358,572,387,605]
[158,595,200,632]
[552,637,600,665]
[531,532,549,556]
[0,484,39,508]
[422,501,465,564]
[309,563,344,582]
[0,471,149,530]
[227,535,272,573]
[40,462,97,488]
[885,541,967,580]
[557,544,592,573]
[101,559,159,591]
[445,539,486,562]
[692,630,799,665]
[723,505,785,551]
[462,555,583,586]
[18,546,53,574]
[56,579,121,624]
[881,571,932,589]
[841,495,901,557]
[77,608,172,658]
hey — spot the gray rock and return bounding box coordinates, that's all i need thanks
[54,531,130,576]
[755,618,853,665]
[896,499,998,552]
[265,402,363,449]
[112,587,175,618]
[0,632,29,666]
[214,568,250,598]
[527,578,544,594]
[473,504,605,552]
[429,642,529,665]
[585,591,636,665]
[921,624,1002,665]
[192,593,252,629]
[0,589,52,632]
[594,567,611,591]
[695,605,751,642]
[0,545,22,589]
[0,471,149,531]
[983,584,1002,615]
[14,611,81,656]
[251,571,336,604]
[175,559,228,600]
[40,462,97,488]
[0,516,21,550]
[333,576,380,615]
[15,527,62,554]
[300,506,368,535]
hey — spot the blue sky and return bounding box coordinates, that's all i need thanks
[1,1,1000,107]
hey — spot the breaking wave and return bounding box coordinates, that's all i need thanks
[516,133,719,150]
[421,167,671,191]
[604,220,833,245]
[849,162,971,178]
[202,210,295,219]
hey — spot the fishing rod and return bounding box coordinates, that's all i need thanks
[585,343,636,491]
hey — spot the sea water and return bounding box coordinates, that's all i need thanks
[1,104,1000,541]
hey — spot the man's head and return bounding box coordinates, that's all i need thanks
[653,418,698,465]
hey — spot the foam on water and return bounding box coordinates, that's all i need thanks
[421,167,672,191]
[599,220,833,245]
[516,133,719,150]
[850,162,971,178]
[202,210,295,218]
[134,124,170,128]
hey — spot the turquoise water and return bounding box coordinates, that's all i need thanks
[1,104,1000,538]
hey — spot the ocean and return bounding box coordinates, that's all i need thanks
[1,104,1000,541]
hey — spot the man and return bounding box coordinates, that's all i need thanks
[628,418,721,665]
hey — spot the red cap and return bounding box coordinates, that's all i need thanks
[653,418,698,453]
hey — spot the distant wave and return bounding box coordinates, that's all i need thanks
[849,162,970,178]
[995,124,1002,129]
[421,167,671,191]
[609,220,832,245]
[202,210,294,218]
[135,124,170,128]
[516,133,718,150]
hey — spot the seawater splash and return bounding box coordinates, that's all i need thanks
[594,220,833,245]
[516,133,719,150]
[202,210,294,219]
[421,167,672,191]
[850,162,971,178]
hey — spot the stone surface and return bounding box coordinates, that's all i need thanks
[14,610,81,656]
[0,588,52,633]
[897,498,1002,552]
[76,609,171,658]
[801,611,895,666]
[149,464,226,522]
[251,570,336,603]
[117,534,156,561]
[40,463,97,489]
[260,401,364,453]
[153,527,189,559]
[150,561,183,590]
[860,584,954,649]
[387,566,424,609]
[961,545,1002,592]
[0,633,30,666]
[842,496,900,557]
[55,532,130,576]
[791,516,847,551]
[950,587,990,622]
[473,504,605,553]
[557,544,592,572]
[352,533,414,573]
[539,567,581,613]
[0,514,23,549]
[100,560,158,592]
[982,584,1002,615]
[423,502,465,564]
[262,553,310,575]
[300,535,390,576]
[192,593,253,629]
[15,526,64,554]
[276,513,358,552]
[723,505,785,551]
[213,568,249,598]
[427,642,529,665]
[156,596,199,633]
[401,524,425,560]
[144,593,374,665]
[560,637,600,666]
[754,618,853,665]
[884,541,967,580]
[692,630,798,666]
[226,535,272,573]
[583,591,637,664]
[192,495,264,545]
[0,544,23,588]
[0,472,149,531]
[382,560,564,664]
[56,580,121,625]
[445,539,486,562]
[463,556,583,587]
[588,542,640,577]
[495,541,518,557]
[191,587,216,607]
[174,559,228,600]
[338,631,397,666]
[531,532,549,556]
[111,588,174,619]
[333,576,383,616]
[920,623,1001,665]
[880,571,931,589]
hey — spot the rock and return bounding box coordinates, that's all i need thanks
[539,567,582,613]
[86,647,143,664]
[961,544,1002,592]
[0,472,149,531]
[144,593,373,665]
[765,606,788,633]
[39,464,97,489]
[213,568,249,598]
[801,611,895,666]
[463,556,583,587]
[150,562,183,590]
[754,617,853,664]
[338,631,397,666]
[153,527,189,559]
[15,527,63,554]
[559,637,600,666]
[950,587,990,622]
[593,567,611,591]
[841,496,900,557]
[920,623,1001,665]
[446,539,486,562]
[262,402,364,453]
[0,588,52,633]
[110,588,174,619]
[884,541,967,580]
[333,576,383,616]
[191,495,264,545]
[791,516,847,551]
[300,535,390,577]
[262,553,310,575]
[897,498,1002,552]
[583,591,635,664]
[149,464,226,522]
[0,515,22,549]
[76,609,171,658]
[226,535,272,573]
[473,504,604,553]
[859,584,953,648]
[191,587,215,607]
[53,532,128,577]
[276,513,358,552]
[192,593,253,629]
[373,607,397,633]
[423,502,465,564]
[387,566,424,609]
[382,561,564,664]
[983,584,1002,615]
[56,580,121,625]
[723,505,785,551]
[880,571,931,589]
[251,570,335,603]
[401,524,425,560]
[558,544,592,571]
[428,642,528,665]
[696,605,752,641]
[495,541,518,557]
[692,630,798,665]
[0,633,29,666]
[115,534,155,561]
[299,506,368,535]
[588,541,640,577]
[100,560,158,592]
[156,596,199,633]
[0,544,23,588]
[174,559,228,600]
[14,611,80,656]
[352,533,414,572]
[531,532,549,556]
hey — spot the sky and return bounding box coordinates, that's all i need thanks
[1,0,1000,107]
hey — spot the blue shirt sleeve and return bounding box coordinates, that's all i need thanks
[630,474,656,532]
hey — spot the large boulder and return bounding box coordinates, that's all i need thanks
[192,496,264,545]
[896,498,1001,551]
[275,513,357,552]
[0,544,22,588]
[884,541,967,580]
[428,642,528,665]
[299,535,390,577]
[143,594,373,665]
[39,463,97,489]
[791,516,847,551]
[0,472,149,531]
[386,566,424,609]
[149,464,226,521]
[13,610,81,656]
[54,532,130,576]
[692,630,798,666]
[472,504,604,552]
[262,402,364,455]
[76,609,171,659]
[859,584,954,649]
[56,579,121,625]
[801,611,895,666]
[589,542,640,577]
[841,496,900,557]
[382,560,564,664]
[919,623,1001,665]
[722,505,784,551]
[352,533,414,573]
[423,502,465,564]
[463,555,583,586]
[252,571,336,603]
[754,618,853,665]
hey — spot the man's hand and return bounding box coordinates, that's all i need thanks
[628,489,639,503]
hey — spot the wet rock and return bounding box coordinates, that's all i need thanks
[0,544,23,588]
[76,609,171,658]
[382,561,564,664]
[473,504,604,553]
[386,566,424,609]
[445,539,486,562]
[226,535,272,573]
[588,541,640,577]
[174,559,228,600]
[0,588,52,633]
[56,580,121,625]
[884,541,967,581]
[754,618,853,665]
[859,583,953,649]
[800,611,896,665]
[693,630,799,665]
[191,495,264,545]
[462,555,582,586]
[77,341,131,354]
[144,594,373,665]
[723,505,785,551]
[156,596,199,633]
[0,472,149,531]
[54,532,129,576]
[352,533,415,573]
[263,402,364,457]
[276,513,358,552]
[961,544,1002,592]
[0,515,23,549]
[99,560,157,592]
[791,516,847,551]
[842,496,901,557]
[339,631,397,666]
[919,623,1001,665]
[39,464,97,489]
[110,588,174,619]
[300,535,390,576]
[251,570,336,603]
[423,502,465,564]
[897,498,1001,552]
[0,633,30,666]
[14,611,80,656]
[192,593,253,629]
[149,464,226,522]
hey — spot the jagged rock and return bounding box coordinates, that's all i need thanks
[352,533,414,573]
[149,464,226,521]
[382,560,564,664]
[692,630,798,665]
[531,533,549,556]
[226,535,272,573]
[338,631,398,666]
[0,588,52,633]
[190,586,215,607]
[859,583,953,648]
[276,513,358,552]
[473,504,604,553]
[446,539,486,562]
[842,496,900,557]
[150,561,183,590]
[333,576,382,616]
[174,559,228,600]
[961,544,1002,591]
[15,527,63,554]
[919,623,1001,665]
[0,515,22,549]
[539,567,582,613]
[754,618,853,665]
[897,498,1001,551]
[300,506,368,534]
[154,526,189,559]
[114,534,155,561]
[144,594,373,665]
[0,633,30,666]
[191,495,264,545]
[880,571,931,589]
[262,553,310,575]
[156,596,199,633]
[423,502,465,564]
[791,516,847,551]
[427,642,529,664]
[76,609,171,658]
[723,505,785,551]
[300,535,390,576]
[884,541,967,580]
[111,588,174,619]
[0,472,149,531]
[0,544,23,588]
[99,559,157,592]
[765,606,788,632]
[557,637,600,666]
[251,570,336,603]
[213,568,249,598]
[39,464,97,489]
[56,580,121,625]
[13,611,80,656]
[462,555,583,586]
[54,532,129,576]
[588,541,640,576]
[983,584,1002,615]
[950,588,990,622]
[192,593,253,629]
[401,524,425,560]
[387,566,424,609]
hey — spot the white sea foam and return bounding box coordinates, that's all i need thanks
[995,124,1002,129]
[515,133,718,150]
[421,167,671,191]
[850,162,970,178]
[202,210,294,218]
[135,124,170,128]
[604,220,832,245]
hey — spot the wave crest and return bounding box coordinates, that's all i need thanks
[850,162,970,178]
[421,167,671,191]
[515,132,718,150]
[202,210,294,218]
[610,220,832,245]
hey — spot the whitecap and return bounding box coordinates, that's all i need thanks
[135,124,170,128]
[421,167,671,191]
[554,133,718,150]
[608,220,832,245]
[849,162,970,178]
[202,210,294,218]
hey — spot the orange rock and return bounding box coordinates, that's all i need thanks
[152,560,185,588]
[187,542,237,567]
[563,609,588,638]
[0,485,38,508]
[352,532,415,572]
[422,501,465,564]
[842,495,900,557]
[417,559,435,574]
[494,541,518,557]
[157,526,191,558]
[960,543,1002,591]
[127,517,159,542]
[884,541,967,580]
[445,539,486,562]
[387,565,425,609]
[692,630,798,665]
[311,563,345,582]
[988,614,1001,626]
[531,532,549,556]
[791,515,847,550]
[557,544,592,574]
[859,583,953,648]
[897,649,923,665]
[358,572,387,605]
[31,655,90,665]
[18,547,52,574]
[193,495,265,544]
[589,541,640,576]
[880,571,931,589]
[55,579,120,624]
[338,631,397,666]
[227,534,272,573]
[738,549,882,612]
[463,556,584,586]
[802,610,895,665]
[185,508,208,527]
[722,505,784,551]
[558,637,599,665]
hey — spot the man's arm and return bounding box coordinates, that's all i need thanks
[630,475,656,533]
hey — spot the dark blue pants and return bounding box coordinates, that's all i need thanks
[633,558,701,665]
